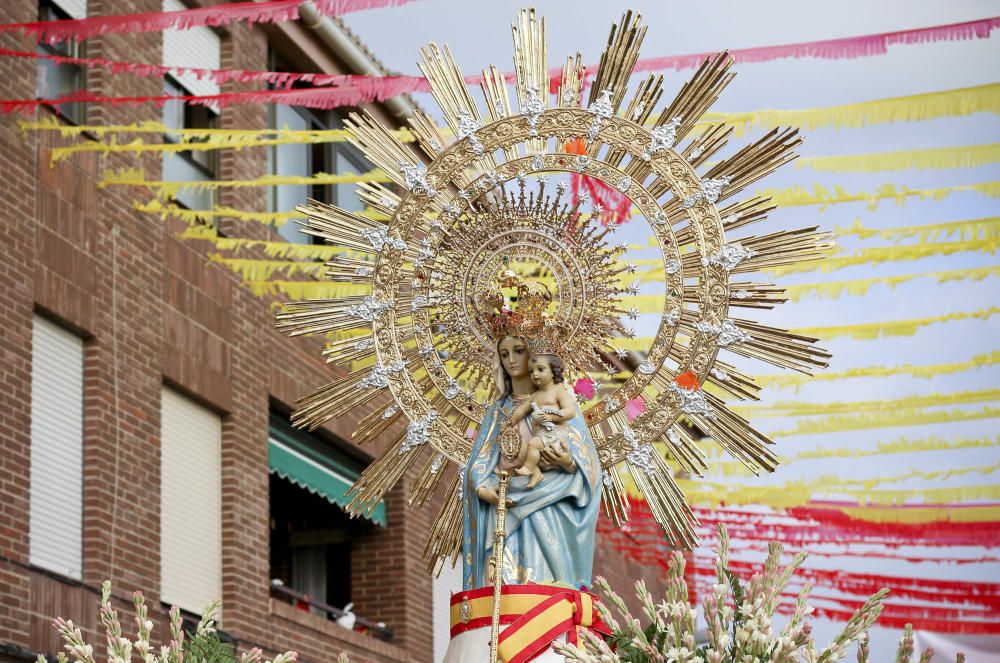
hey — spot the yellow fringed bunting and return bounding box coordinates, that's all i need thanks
[797,143,1000,173]
[756,352,1000,391]
[735,388,1000,418]
[757,181,1000,210]
[769,405,999,438]
[834,216,1000,243]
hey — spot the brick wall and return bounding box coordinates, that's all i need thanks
[0,2,669,662]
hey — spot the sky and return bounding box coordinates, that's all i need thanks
[342,1,1000,660]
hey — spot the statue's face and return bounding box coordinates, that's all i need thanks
[498,336,529,378]
[529,357,554,388]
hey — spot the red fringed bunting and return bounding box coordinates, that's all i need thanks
[0,0,420,43]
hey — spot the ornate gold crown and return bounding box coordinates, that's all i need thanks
[460,181,627,373]
[277,8,832,562]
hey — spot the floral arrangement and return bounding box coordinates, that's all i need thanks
[39,525,958,663]
[554,525,960,663]
[38,580,311,663]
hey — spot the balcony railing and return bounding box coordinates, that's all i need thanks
[269,580,394,641]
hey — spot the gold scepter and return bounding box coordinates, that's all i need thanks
[489,470,511,663]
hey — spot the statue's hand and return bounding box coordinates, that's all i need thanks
[539,446,575,473]
[477,485,514,507]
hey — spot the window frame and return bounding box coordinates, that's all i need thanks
[35,0,87,124]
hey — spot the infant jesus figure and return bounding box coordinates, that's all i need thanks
[510,353,576,488]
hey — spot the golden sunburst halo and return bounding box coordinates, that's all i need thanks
[277,8,831,559]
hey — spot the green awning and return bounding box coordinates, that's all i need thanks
[268,420,386,527]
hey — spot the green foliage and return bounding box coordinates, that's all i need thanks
[183,632,237,663]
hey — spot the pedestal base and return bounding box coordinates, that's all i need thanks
[442,583,609,663]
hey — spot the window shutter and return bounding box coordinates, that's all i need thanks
[161,0,221,98]
[51,0,87,20]
[432,560,464,661]
[160,387,222,616]
[29,316,84,580]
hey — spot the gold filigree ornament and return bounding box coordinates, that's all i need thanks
[277,8,832,566]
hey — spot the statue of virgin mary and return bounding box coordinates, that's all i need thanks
[461,335,603,590]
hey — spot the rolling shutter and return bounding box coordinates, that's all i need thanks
[29,316,84,579]
[160,387,222,616]
[162,0,221,98]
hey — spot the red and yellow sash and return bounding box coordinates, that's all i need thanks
[449,583,610,663]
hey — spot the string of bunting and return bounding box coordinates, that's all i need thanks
[757,181,1000,211]
[762,239,998,276]
[101,167,391,196]
[21,82,1000,161]
[2,14,996,87]
[733,388,1000,417]
[755,351,1000,390]
[769,405,999,438]
[797,142,1000,173]
[616,307,999,350]
[835,215,999,243]
[99,145,1000,195]
[704,434,999,467]
[600,266,1000,312]
[0,0,417,42]
[778,265,1000,302]
[120,178,1000,230]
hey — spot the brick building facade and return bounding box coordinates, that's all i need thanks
[0,2,669,662]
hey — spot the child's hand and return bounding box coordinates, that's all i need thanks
[537,413,553,424]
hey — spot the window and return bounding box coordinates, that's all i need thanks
[268,413,383,619]
[29,315,84,580]
[266,48,375,244]
[162,0,221,211]
[160,387,222,617]
[35,0,87,124]
[268,106,374,244]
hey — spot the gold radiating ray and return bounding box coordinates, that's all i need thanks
[703,357,761,401]
[708,127,802,203]
[425,476,464,575]
[512,8,548,155]
[348,431,426,516]
[556,52,585,109]
[480,64,519,163]
[610,73,664,171]
[417,42,498,174]
[727,281,787,310]
[294,199,385,251]
[662,424,708,476]
[600,464,630,527]
[321,334,374,368]
[682,123,732,169]
[658,52,734,147]
[690,393,778,474]
[728,319,832,372]
[353,403,403,446]
[588,10,646,110]
[345,110,429,196]
[736,226,836,272]
[410,453,452,508]
[628,452,698,548]
[277,296,374,337]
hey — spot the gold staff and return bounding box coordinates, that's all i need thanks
[489,471,511,663]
